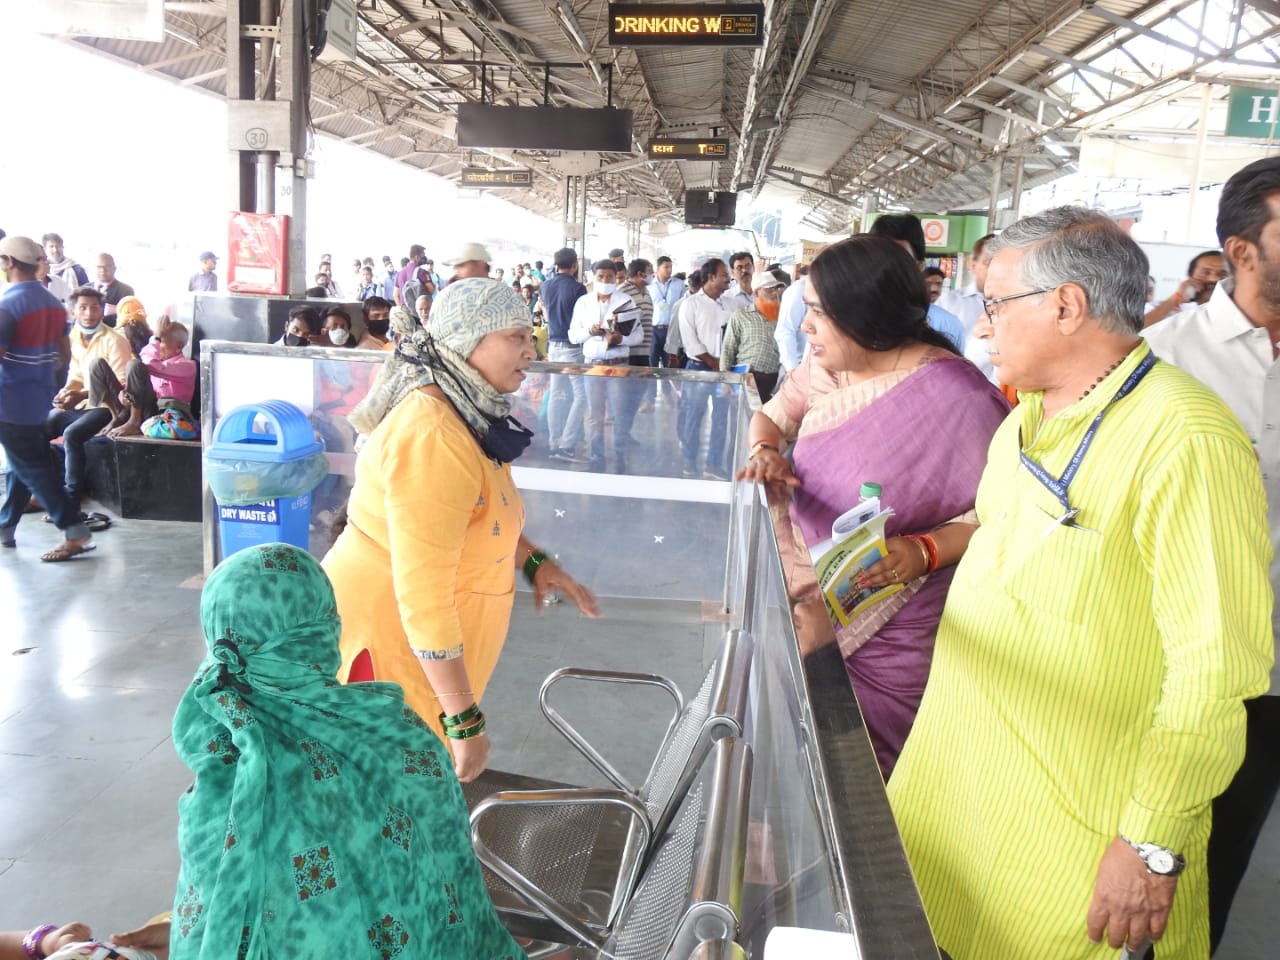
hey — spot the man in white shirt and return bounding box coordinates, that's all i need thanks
[1142,250,1229,328]
[1143,156,1280,953]
[569,259,641,473]
[677,257,733,478]
[938,232,998,381]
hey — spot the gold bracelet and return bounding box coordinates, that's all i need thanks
[906,535,929,571]
[432,690,474,700]
[749,441,778,459]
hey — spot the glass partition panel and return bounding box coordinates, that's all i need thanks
[743,489,941,960]
[200,342,750,604]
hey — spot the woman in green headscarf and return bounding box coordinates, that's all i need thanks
[170,542,523,960]
[324,278,598,783]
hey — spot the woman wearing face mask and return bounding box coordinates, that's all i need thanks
[323,279,600,783]
[720,270,787,402]
[275,305,323,347]
[321,306,356,348]
[736,236,1009,779]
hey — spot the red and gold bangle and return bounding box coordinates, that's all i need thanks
[920,533,940,573]
[749,440,778,459]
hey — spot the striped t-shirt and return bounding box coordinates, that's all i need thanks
[0,281,68,425]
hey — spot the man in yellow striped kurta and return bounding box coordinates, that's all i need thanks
[887,207,1274,960]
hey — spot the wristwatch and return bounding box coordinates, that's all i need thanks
[1121,835,1187,876]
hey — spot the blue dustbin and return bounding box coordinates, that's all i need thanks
[206,400,325,558]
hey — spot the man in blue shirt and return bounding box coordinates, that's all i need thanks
[776,270,809,372]
[0,236,93,560]
[649,256,686,369]
[540,247,589,460]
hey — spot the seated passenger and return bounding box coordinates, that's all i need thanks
[321,306,356,348]
[0,922,91,958]
[171,543,522,960]
[114,296,153,356]
[274,305,322,347]
[357,296,392,349]
[1,917,168,959]
[96,319,197,438]
[47,286,131,516]
[737,235,1009,778]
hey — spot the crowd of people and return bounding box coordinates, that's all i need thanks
[4,156,1280,960]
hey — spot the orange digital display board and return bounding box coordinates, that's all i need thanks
[608,3,764,46]
[647,137,730,160]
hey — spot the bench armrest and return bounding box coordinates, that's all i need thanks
[470,787,653,949]
[539,668,685,793]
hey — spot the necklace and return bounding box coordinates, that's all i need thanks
[1078,356,1127,402]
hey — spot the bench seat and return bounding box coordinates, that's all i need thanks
[83,435,202,521]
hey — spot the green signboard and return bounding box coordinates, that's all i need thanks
[1226,85,1280,139]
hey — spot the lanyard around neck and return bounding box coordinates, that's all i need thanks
[1019,351,1157,515]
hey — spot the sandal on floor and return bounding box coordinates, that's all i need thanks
[84,512,112,532]
[41,539,96,563]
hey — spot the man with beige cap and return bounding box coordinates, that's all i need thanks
[442,242,492,284]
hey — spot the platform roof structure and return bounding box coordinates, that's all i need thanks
[73,0,1280,233]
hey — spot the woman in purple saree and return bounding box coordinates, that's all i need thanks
[739,236,1008,778]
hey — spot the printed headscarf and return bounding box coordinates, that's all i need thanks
[348,278,531,437]
[169,543,522,960]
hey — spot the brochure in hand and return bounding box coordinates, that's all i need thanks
[611,306,642,336]
[808,497,903,628]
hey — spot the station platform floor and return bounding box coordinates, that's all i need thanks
[1,512,1276,955]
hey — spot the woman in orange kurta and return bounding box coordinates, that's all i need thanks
[323,278,598,782]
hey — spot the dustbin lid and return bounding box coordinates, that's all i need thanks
[207,399,324,462]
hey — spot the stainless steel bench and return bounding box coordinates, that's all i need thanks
[526,736,754,960]
[467,629,755,946]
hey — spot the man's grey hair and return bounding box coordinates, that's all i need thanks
[165,322,191,348]
[988,206,1148,335]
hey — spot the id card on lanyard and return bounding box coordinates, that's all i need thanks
[1019,351,1157,535]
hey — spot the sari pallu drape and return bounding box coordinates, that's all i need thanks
[779,354,1008,776]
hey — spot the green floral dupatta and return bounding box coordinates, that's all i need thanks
[170,543,523,960]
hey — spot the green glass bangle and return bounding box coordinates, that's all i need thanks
[522,549,550,585]
[439,702,481,729]
[444,715,487,740]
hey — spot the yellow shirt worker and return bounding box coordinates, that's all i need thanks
[888,208,1274,960]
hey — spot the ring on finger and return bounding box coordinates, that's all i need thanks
[891,568,900,581]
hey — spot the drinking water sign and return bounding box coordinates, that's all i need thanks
[608,3,765,46]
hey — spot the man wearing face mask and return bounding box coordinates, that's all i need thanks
[274,305,323,348]
[721,271,784,402]
[323,307,356,348]
[618,259,654,367]
[568,260,641,472]
[358,297,392,349]
[46,287,131,518]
